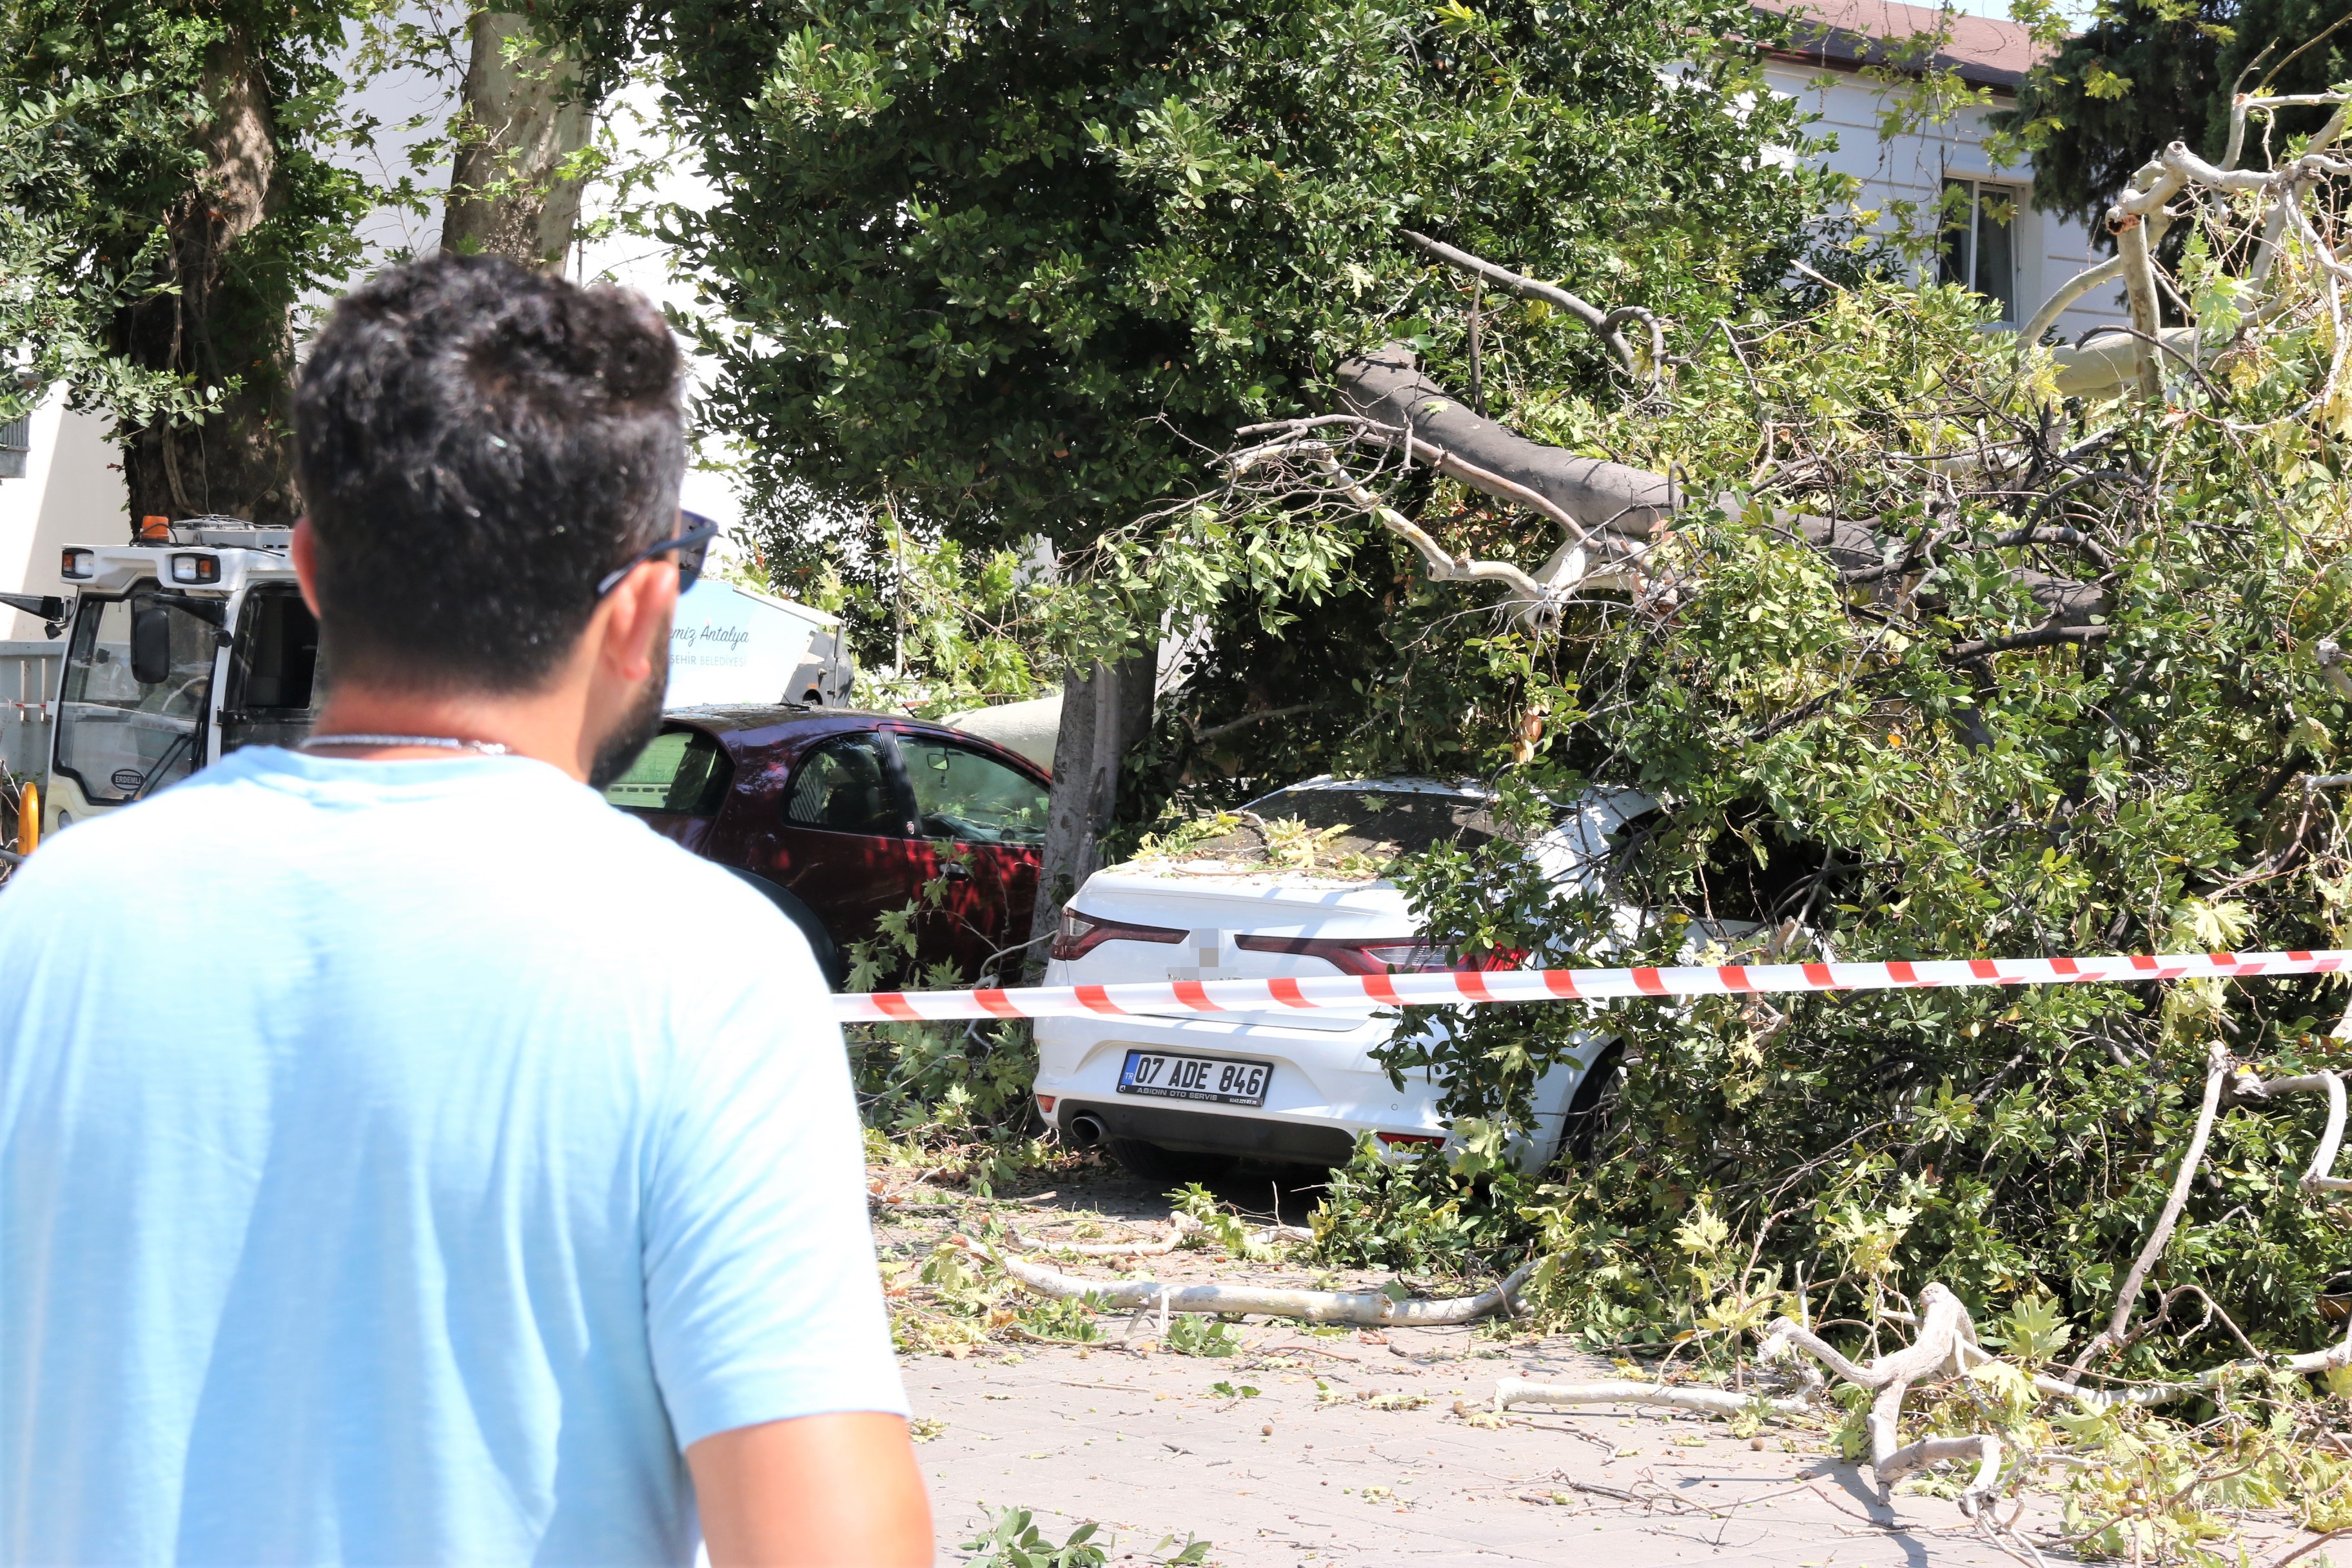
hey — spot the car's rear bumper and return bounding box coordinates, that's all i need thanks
[1051,1097,1364,1164]
[1032,1009,1600,1171]
[1034,1010,1443,1168]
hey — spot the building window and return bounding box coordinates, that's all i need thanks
[0,415,26,481]
[1938,177,2019,324]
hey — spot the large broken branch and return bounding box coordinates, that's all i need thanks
[2095,1043,2232,1360]
[951,1233,1533,1326]
[1489,1284,2005,1511]
[1336,344,1674,541]
[1330,344,2108,633]
[1226,413,1652,627]
[2022,97,2352,396]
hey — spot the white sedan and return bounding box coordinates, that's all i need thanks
[1030,776,1712,1181]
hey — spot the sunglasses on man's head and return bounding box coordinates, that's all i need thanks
[596,511,720,599]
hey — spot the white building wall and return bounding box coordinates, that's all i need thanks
[1767,61,2131,342]
[0,398,127,640]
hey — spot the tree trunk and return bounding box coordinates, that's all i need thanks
[441,10,591,271]
[113,30,299,529]
[1024,650,1157,976]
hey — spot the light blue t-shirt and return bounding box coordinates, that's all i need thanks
[0,747,906,1565]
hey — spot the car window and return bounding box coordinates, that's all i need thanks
[1240,784,1497,856]
[783,735,904,836]
[602,728,734,816]
[897,736,1050,845]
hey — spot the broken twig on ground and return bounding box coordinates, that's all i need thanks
[951,1233,1533,1326]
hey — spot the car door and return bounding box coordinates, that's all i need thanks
[888,729,1051,978]
[765,732,938,966]
[600,723,734,856]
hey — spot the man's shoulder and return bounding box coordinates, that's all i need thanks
[6,752,786,938]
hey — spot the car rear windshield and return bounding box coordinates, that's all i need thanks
[603,727,734,816]
[1235,784,1498,858]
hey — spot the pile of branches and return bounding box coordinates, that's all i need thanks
[1039,95,2352,1556]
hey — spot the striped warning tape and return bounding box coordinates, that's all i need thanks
[832,948,2352,1023]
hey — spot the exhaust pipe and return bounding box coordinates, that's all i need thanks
[1067,1113,1106,1150]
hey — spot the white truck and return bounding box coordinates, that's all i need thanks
[3,516,851,842]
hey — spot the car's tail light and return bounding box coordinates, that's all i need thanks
[1377,1132,1444,1147]
[1050,908,1186,961]
[1233,936,1528,976]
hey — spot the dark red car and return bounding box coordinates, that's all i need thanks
[601,706,1052,987]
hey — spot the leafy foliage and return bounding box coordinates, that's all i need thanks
[658,0,1835,562]
[1264,266,2352,1372]
[2004,0,2352,232]
[1162,1312,1241,1357]
[958,1506,1210,1567]
[0,0,383,475]
[959,1509,1110,1568]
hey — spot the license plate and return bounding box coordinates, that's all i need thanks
[1117,1050,1272,1107]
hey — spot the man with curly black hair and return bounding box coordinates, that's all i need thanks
[0,255,930,1565]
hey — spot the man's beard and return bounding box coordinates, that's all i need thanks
[587,632,670,790]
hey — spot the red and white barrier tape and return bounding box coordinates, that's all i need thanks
[832,948,2352,1024]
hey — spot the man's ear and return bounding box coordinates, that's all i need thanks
[598,558,680,683]
[290,518,326,620]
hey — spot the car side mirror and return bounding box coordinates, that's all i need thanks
[130,603,172,685]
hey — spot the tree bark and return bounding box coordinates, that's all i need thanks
[1024,649,1157,975]
[1335,344,1673,540]
[113,30,299,529]
[441,10,591,270]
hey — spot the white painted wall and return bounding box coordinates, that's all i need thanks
[0,399,127,640]
[1768,60,2130,341]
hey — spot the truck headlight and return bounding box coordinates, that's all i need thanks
[168,553,219,584]
[60,549,92,580]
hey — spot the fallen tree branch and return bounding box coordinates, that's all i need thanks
[2230,1066,2352,1190]
[1189,703,1321,744]
[1947,623,2116,663]
[2069,1043,2232,1375]
[2010,1305,2352,1409]
[1009,1214,1204,1257]
[1333,346,2108,628]
[1336,343,1673,540]
[1492,1377,1819,1418]
[2021,255,2124,346]
[1759,1282,2003,1509]
[951,1233,1533,1325]
[1227,412,1659,621]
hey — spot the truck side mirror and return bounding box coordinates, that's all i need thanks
[131,603,172,685]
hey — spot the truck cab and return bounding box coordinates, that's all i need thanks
[39,518,317,838]
[15,515,855,843]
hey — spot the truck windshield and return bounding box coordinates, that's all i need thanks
[55,587,217,804]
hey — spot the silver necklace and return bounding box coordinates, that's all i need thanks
[300,734,513,756]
